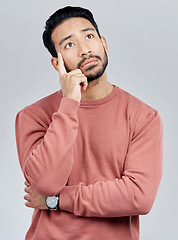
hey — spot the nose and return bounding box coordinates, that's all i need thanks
[78,42,91,57]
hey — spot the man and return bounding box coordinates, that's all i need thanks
[15,6,163,240]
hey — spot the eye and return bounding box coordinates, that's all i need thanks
[65,42,74,49]
[86,34,94,40]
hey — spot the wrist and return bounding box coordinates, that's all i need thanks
[63,95,80,102]
[59,97,80,116]
[45,194,60,210]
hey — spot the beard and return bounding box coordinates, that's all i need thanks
[79,49,108,83]
[65,49,108,83]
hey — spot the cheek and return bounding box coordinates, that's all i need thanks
[63,57,78,71]
[94,42,106,57]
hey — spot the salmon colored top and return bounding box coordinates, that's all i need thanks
[15,86,163,240]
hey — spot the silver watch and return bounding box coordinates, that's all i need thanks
[45,195,59,210]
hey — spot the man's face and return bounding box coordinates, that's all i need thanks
[51,17,108,82]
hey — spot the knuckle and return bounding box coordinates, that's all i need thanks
[25,202,30,207]
[24,194,28,200]
[63,73,68,78]
[60,74,66,81]
[76,69,82,74]
[70,75,77,81]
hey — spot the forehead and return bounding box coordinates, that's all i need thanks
[51,17,96,42]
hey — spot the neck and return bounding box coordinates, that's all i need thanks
[81,72,114,100]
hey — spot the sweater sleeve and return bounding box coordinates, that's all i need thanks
[59,110,163,217]
[15,97,80,196]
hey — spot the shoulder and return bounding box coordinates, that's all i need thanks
[16,90,63,124]
[117,86,157,115]
[115,86,162,132]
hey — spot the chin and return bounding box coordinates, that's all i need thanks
[85,54,108,82]
[85,67,106,83]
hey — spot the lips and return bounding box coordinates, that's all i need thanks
[81,58,98,68]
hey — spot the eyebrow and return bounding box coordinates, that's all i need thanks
[81,27,95,33]
[59,35,72,45]
[59,27,95,46]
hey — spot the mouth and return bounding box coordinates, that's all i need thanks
[81,58,98,69]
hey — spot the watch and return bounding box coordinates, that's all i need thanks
[45,194,59,210]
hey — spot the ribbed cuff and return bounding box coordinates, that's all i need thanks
[59,97,80,117]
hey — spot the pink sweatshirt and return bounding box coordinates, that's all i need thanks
[15,86,163,240]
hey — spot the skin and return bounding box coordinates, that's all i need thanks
[24,181,48,210]
[51,17,114,101]
[24,17,114,210]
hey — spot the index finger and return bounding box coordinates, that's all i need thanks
[58,52,67,76]
[24,181,30,187]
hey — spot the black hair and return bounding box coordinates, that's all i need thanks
[42,6,101,58]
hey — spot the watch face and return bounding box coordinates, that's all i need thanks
[46,196,58,209]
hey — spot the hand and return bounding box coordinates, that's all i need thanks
[58,52,88,102]
[24,181,48,210]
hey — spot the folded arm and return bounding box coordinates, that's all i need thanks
[59,110,163,217]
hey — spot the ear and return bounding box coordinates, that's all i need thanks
[51,57,59,72]
[101,36,108,53]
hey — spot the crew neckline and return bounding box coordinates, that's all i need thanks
[80,85,120,106]
[59,85,120,107]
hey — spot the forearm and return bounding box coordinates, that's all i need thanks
[16,97,80,196]
[60,169,162,218]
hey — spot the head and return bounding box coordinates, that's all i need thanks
[43,6,108,82]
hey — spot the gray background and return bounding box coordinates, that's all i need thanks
[0,0,177,239]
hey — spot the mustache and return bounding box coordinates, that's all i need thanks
[77,55,102,69]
